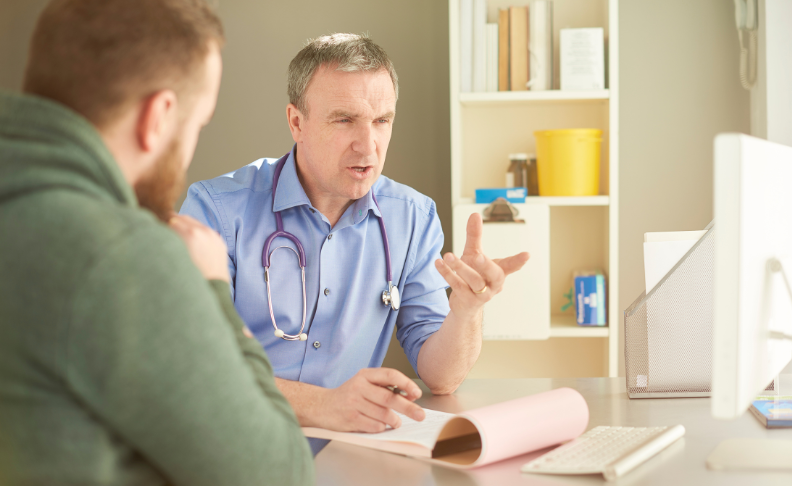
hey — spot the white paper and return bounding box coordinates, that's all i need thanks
[560,28,604,91]
[343,408,455,450]
[644,230,707,293]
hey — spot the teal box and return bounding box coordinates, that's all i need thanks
[574,271,606,326]
[475,188,527,204]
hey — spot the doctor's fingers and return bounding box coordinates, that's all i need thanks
[362,385,425,422]
[466,253,510,292]
[441,253,487,293]
[350,398,403,432]
[358,367,422,399]
[493,252,531,276]
[435,260,474,296]
[345,403,397,433]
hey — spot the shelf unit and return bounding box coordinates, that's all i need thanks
[460,89,610,105]
[449,0,619,378]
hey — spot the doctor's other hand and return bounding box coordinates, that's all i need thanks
[314,368,425,433]
[435,213,530,316]
[169,214,230,283]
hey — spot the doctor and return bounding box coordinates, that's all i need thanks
[180,34,528,444]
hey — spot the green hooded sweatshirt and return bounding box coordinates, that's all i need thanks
[0,91,314,485]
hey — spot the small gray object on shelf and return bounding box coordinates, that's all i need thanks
[482,197,525,224]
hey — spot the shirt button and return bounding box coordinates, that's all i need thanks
[313,341,321,349]
[324,288,330,296]
[327,234,333,240]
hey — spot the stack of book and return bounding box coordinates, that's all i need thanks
[460,0,553,93]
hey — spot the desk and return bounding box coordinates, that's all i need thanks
[314,377,792,485]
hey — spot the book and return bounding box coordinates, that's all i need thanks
[472,0,487,92]
[498,9,510,91]
[303,387,589,468]
[750,396,792,428]
[574,270,606,326]
[485,23,498,92]
[508,6,529,91]
[460,0,473,93]
[529,0,553,90]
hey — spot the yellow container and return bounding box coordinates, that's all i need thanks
[534,129,602,196]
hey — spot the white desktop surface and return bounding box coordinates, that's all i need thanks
[314,377,792,485]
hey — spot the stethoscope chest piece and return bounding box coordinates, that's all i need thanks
[382,282,400,311]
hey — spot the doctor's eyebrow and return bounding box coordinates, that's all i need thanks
[328,110,356,119]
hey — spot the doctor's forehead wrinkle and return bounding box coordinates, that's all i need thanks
[326,109,395,121]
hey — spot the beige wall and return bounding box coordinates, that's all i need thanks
[618,0,751,373]
[0,0,450,378]
[0,0,452,237]
[0,0,753,379]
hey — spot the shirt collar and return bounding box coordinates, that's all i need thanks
[272,147,311,212]
[350,184,382,225]
[272,145,383,223]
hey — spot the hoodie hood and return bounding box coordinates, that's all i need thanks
[0,90,136,208]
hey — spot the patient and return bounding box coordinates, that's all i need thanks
[0,0,312,485]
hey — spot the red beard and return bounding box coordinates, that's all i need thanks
[134,138,185,222]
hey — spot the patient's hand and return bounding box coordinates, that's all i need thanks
[169,214,230,283]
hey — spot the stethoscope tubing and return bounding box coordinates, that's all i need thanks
[262,153,398,342]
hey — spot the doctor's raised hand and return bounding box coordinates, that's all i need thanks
[415,213,530,394]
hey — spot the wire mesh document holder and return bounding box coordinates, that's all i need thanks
[624,223,774,398]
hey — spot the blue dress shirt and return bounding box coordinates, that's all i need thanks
[180,148,449,390]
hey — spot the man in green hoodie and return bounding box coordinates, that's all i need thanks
[0,0,313,485]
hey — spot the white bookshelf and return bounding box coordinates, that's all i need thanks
[458,197,609,206]
[550,315,609,338]
[450,0,619,378]
[460,89,610,105]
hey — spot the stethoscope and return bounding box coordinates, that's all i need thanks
[262,154,400,341]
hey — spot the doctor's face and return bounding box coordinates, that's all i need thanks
[289,66,396,204]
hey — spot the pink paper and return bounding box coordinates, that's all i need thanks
[460,387,589,466]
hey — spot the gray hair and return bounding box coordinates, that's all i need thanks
[287,33,399,115]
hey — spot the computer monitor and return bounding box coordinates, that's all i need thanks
[712,133,792,420]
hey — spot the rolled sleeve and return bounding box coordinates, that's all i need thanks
[394,200,450,376]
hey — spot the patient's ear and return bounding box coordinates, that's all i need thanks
[136,90,179,153]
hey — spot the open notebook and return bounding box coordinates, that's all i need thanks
[303,387,589,468]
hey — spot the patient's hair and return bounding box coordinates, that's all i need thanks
[288,33,399,115]
[23,0,225,128]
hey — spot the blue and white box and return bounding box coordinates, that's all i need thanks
[574,270,607,326]
[475,187,527,204]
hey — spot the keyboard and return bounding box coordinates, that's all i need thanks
[521,425,685,481]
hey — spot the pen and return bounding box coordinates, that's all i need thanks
[385,385,409,397]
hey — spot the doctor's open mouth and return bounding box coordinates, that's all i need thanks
[348,166,374,178]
